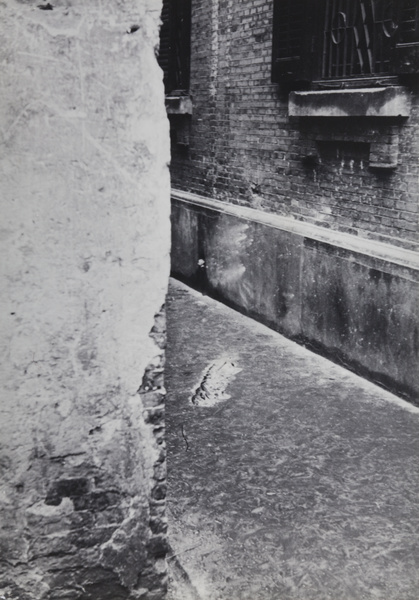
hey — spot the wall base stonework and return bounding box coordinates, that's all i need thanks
[0,1,170,598]
[172,191,419,403]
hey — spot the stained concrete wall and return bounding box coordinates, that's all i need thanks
[172,194,419,404]
[0,1,170,598]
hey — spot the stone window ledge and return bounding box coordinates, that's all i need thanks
[165,95,193,115]
[289,87,411,118]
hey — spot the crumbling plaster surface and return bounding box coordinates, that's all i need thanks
[0,0,170,598]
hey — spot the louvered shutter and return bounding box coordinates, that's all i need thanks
[171,0,191,93]
[271,0,318,83]
[158,0,191,94]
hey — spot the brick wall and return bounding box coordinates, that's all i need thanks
[0,1,170,598]
[170,0,419,250]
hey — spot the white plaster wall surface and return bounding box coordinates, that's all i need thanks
[0,0,170,598]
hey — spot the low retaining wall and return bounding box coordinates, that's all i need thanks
[171,189,419,403]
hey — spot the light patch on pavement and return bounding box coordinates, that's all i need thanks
[191,357,242,407]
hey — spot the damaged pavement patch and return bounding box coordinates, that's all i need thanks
[190,358,242,407]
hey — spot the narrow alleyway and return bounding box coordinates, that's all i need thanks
[165,278,419,600]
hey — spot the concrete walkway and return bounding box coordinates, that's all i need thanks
[165,279,419,600]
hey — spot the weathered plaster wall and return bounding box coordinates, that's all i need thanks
[0,1,170,598]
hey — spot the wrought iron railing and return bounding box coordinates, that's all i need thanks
[322,0,399,78]
[272,0,419,84]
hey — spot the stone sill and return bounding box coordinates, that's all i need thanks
[165,95,193,115]
[171,188,419,272]
[289,87,411,118]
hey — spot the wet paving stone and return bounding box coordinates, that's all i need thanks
[165,279,419,600]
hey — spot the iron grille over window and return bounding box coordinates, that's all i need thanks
[272,0,419,85]
[158,0,191,94]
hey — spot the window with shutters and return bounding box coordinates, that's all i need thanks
[272,0,419,87]
[158,0,192,95]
